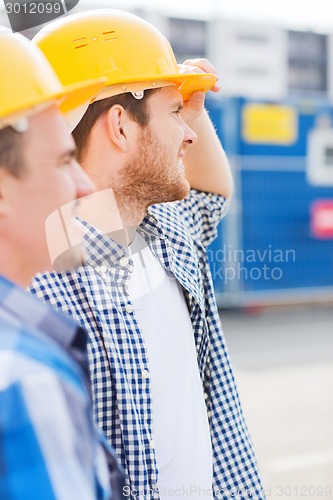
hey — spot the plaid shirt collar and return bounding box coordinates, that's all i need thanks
[0,274,88,373]
[79,210,166,270]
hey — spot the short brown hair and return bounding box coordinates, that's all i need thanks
[72,89,158,162]
[0,126,25,178]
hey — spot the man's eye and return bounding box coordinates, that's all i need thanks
[61,155,77,167]
[61,158,72,166]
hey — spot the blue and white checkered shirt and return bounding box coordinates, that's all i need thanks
[0,275,122,500]
[29,190,265,500]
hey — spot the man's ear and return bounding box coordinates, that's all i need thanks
[105,104,132,153]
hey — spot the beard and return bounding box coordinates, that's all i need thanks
[113,125,190,210]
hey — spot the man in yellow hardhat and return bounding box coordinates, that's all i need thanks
[29,10,265,499]
[0,27,125,499]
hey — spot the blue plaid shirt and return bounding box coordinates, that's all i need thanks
[0,275,122,500]
[29,190,265,500]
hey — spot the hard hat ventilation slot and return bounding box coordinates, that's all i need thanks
[103,31,117,42]
[73,37,88,49]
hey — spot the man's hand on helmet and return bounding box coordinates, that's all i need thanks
[178,58,220,123]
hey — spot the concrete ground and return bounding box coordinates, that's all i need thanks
[220,305,333,500]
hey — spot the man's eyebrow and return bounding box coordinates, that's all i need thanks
[171,101,184,111]
[58,147,78,161]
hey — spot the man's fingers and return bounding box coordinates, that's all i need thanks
[178,63,205,75]
[182,58,218,77]
[178,57,221,103]
[179,58,221,93]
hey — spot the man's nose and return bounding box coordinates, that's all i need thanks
[72,161,95,199]
[182,120,197,147]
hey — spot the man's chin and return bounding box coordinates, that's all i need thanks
[175,178,191,201]
[148,179,190,206]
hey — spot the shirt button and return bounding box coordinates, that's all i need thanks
[125,304,133,314]
[142,369,149,379]
[119,256,129,267]
[149,440,155,449]
[99,265,108,273]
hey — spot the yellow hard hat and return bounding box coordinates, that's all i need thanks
[33,9,216,102]
[0,27,106,128]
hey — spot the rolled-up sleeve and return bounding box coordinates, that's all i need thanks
[174,189,230,248]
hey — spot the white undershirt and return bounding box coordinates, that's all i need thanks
[127,233,213,499]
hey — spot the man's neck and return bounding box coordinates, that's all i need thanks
[78,188,146,247]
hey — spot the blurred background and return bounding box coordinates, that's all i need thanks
[1,0,332,496]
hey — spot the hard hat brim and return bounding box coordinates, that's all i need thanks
[0,77,106,122]
[94,72,217,102]
[158,72,216,101]
[105,72,216,102]
[57,77,107,113]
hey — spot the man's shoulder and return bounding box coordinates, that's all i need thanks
[0,317,84,393]
[0,323,55,390]
[149,189,229,248]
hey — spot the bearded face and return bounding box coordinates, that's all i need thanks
[114,124,190,210]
